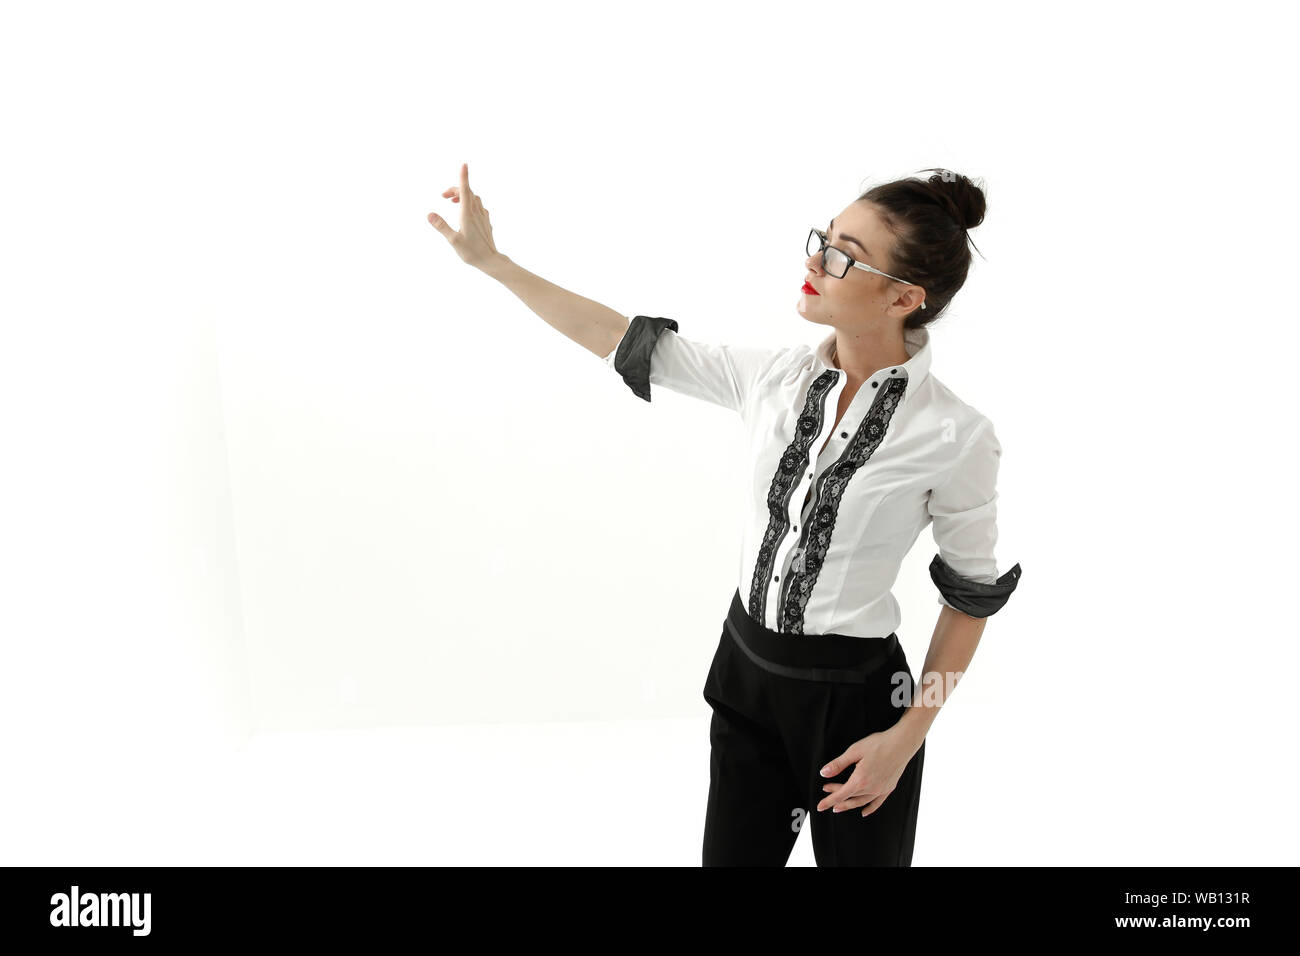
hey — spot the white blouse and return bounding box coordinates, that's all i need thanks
[602,315,1022,639]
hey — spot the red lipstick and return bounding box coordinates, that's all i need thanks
[802,282,819,295]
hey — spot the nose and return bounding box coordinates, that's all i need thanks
[806,249,825,274]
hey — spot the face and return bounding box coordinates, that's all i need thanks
[797,201,923,328]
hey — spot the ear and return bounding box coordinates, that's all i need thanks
[895,286,926,314]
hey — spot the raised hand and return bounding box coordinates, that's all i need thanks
[427,162,502,272]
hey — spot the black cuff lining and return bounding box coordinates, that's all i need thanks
[929,553,1022,619]
[613,315,679,402]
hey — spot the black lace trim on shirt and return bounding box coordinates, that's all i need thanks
[929,554,1022,618]
[777,375,907,634]
[747,368,839,624]
[612,315,679,402]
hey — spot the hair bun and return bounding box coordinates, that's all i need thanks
[920,168,986,232]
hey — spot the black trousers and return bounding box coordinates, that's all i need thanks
[701,589,926,866]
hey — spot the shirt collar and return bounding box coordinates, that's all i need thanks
[814,325,933,405]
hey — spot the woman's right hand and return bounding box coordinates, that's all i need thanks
[427,163,503,272]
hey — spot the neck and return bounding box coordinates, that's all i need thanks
[832,328,910,382]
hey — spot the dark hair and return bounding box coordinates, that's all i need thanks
[855,168,987,330]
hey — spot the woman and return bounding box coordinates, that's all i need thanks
[429,164,1022,866]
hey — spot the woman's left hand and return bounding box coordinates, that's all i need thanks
[816,724,922,817]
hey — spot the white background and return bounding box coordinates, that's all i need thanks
[2,0,1296,866]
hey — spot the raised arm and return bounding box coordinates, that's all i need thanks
[428,164,790,413]
[428,162,627,359]
[486,255,628,360]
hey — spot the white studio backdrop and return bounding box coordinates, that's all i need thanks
[1,0,1296,865]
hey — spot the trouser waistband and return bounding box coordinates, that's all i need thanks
[725,589,900,684]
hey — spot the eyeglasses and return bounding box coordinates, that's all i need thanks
[806,228,927,310]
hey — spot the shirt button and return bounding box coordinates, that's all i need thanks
[773,574,779,582]
[840,431,848,438]
[871,381,879,388]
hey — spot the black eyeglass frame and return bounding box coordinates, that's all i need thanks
[807,228,928,310]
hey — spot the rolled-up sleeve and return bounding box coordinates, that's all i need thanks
[603,315,789,414]
[927,417,1022,618]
